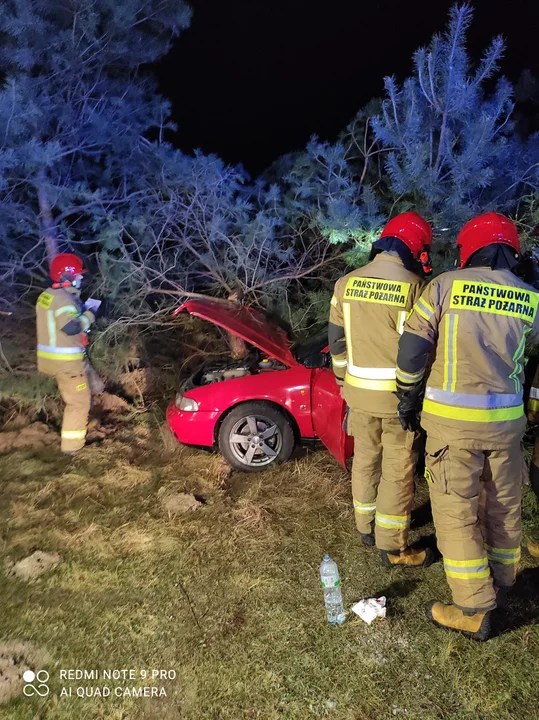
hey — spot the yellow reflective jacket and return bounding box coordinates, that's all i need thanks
[36,287,95,375]
[399,267,539,449]
[329,253,425,416]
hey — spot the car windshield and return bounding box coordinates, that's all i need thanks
[292,328,329,364]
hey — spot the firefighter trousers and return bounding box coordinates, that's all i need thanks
[55,370,91,453]
[348,409,417,551]
[531,429,539,501]
[425,437,524,612]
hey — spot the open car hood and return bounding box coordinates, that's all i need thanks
[174,299,298,367]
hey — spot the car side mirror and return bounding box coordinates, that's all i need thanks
[304,352,326,369]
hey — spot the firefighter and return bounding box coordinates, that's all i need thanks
[526,363,539,558]
[516,252,539,558]
[329,211,434,568]
[396,212,539,640]
[36,253,96,454]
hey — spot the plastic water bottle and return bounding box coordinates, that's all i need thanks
[320,555,345,624]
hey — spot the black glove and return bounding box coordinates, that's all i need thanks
[513,252,539,290]
[396,383,424,433]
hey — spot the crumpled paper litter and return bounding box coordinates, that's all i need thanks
[351,596,387,624]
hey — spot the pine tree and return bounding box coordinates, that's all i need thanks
[0,0,191,279]
[371,3,539,257]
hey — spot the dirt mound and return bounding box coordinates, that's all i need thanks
[0,642,51,705]
[5,551,62,583]
[212,456,233,484]
[118,368,158,400]
[0,422,57,454]
[160,491,202,516]
[1,411,33,432]
[91,391,130,416]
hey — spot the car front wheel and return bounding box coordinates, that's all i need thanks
[218,402,295,472]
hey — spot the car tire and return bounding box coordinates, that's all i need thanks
[218,402,295,472]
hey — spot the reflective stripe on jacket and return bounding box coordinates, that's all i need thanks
[329,253,424,416]
[399,267,539,448]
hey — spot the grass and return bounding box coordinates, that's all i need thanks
[0,371,58,412]
[0,428,539,720]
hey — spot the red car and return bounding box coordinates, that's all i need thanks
[166,299,354,471]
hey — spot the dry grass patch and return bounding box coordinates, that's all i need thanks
[0,428,538,719]
[230,497,273,533]
[101,465,153,491]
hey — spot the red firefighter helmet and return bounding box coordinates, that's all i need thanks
[50,253,86,283]
[456,212,520,269]
[379,212,432,259]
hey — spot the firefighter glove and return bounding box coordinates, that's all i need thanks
[396,383,423,432]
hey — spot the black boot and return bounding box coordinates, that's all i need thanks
[530,462,539,503]
[359,521,375,547]
[360,532,375,547]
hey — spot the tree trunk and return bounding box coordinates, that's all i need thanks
[227,292,248,360]
[35,169,58,266]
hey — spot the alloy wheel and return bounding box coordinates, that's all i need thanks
[229,414,283,467]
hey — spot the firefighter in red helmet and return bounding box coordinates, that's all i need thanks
[36,254,97,454]
[329,211,434,568]
[396,212,539,640]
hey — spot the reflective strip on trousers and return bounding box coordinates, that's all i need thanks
[530,387,539,400]
[443,313,459,392]
[353,500,376,514]
[529,398,539,412]
[423,398,523,423]
[443,557,490,580]
[375,512,410,529]
[332,357,347,368]
[80,314,91,331]
[61,429,87,440]
[486,545,521,565]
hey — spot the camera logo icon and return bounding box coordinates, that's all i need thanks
[23,670,50,697]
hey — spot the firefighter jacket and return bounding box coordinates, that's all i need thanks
[397,267,539,449]
[329,253,425,416]
[528,362,539,423]
[36,286,95,376]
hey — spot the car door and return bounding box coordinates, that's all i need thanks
[310,365,353,469]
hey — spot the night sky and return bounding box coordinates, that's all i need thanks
[156,0,539,175]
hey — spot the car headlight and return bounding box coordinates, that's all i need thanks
[175,393,199,412]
